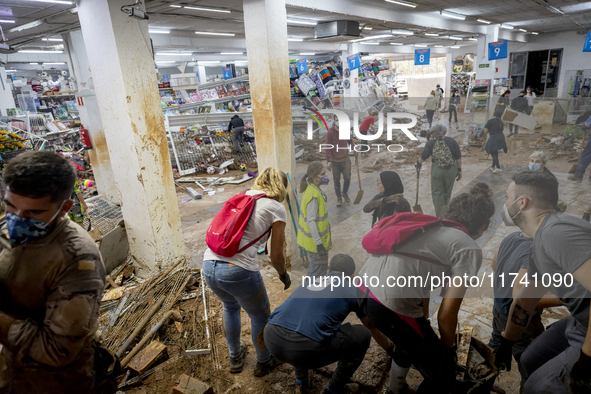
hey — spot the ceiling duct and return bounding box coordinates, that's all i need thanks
[314,20,360,41]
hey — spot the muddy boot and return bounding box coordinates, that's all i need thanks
[254,355,283,377]
[230,341,247,373]
[387,360,410,394]
[343,193,350,203]
[336,199,343,207]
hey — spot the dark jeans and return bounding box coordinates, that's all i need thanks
[448,106,458,123]
[264,323,371,391]
[491,151,500,169]
[509,123,519,134]
[488,307,544,379]
[574,136,591,178]
[361,298,452,393]
[331,159,351,200]
[202,260,271,363]
[233,126,245,152]
[426,110,435,127]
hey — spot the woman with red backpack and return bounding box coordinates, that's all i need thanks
[202,167,291,377]
[358,183,495,394]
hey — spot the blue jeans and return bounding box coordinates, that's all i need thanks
[202,260,271,363]
[574,137,591,178]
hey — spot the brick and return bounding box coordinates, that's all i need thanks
[172,374,213,394]
[128,340,167,375]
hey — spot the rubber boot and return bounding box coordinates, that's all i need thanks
[387,360,410,394]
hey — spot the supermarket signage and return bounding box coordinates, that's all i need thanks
[488,40,507,60]
[347,53,361,71]
[479,64,490,68]
[583,32,591,52]
[297,59,308,74]
[414,49,430,65]
[223,67,232,79]
[305,109,419,151]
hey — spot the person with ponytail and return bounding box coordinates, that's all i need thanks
[358,183,495,394]
[363,171,411,227]
[297,161,332,278]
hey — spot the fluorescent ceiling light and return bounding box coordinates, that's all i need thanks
[0,20,15,23]
[415,44,428,47]
[391,30,413,35]
[531,32,539,35]
[156,52,192,56]
[6,70,16,73]
[19,50,63,53]
[364,27,372,30]
[184,6,230,13]
[220,52,243,55]
[68,7,78,14]
[195,31,235,36]
[501,24,514,29]
[9,20,42,33]
[365,42,379,45]
[199,61,220,64]
[390,42,404,45]
[385,0,417,8]
[156,61,176,63]
[30,0,73,4]
[425,33,439,36]
[300,52,315,55]
[519,28,527,32]
[434,45,444,47]
[42,38,63,41]
[477,18,491,24]
[286,19,317,26]
[29,62,38,65]
[468,37,478,41]
[449,36,463,40]
[441,10,466,20]
[170,5,182,7]
[288,38,303,41]
[44,62,65,65]
[149,30,170,34]
[235,61,248,63]
[450,45,460,48]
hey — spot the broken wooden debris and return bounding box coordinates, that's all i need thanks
[457,326,473,367]
[172,374,213,394]
[128,340,167,375]
[183,277,212,356]
[116,296,167,358]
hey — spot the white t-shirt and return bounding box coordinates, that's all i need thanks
[203,190,287,271]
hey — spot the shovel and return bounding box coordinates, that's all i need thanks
[414,166,423,213]
[353,155,364,204]
[569,133,586,174]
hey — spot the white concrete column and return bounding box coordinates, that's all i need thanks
[243,0,294,264]
[196,65,207,85]
[76,0,185,269]
[64,30,119,204]
[475,25,499,81]
[445,52,453,108]
[0,67,16,116]
[341,43,360,109]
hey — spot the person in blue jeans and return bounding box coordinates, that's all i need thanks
[202,168,292,377]
[568,114,591,182]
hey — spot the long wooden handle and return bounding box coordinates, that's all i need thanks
[355,156,363,192]
[415,169,420,206]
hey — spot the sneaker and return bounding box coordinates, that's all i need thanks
[489,166,495,173]
[336,199,343,207]
[493,168,503,173]
[568,175,583,182]
[230,341,247,373]
[254,355,283,377]
[343,193,350,203]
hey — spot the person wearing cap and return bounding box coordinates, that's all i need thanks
[264,254,387,394]
[415,125,462,217]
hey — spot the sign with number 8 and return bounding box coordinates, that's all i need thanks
[488,40,507,60]
[415,49,430,65]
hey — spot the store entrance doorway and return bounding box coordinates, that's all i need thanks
[509,49,562,97]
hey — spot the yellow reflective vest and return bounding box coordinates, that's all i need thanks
[297,184,331,253]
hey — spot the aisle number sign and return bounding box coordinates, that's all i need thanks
[583,32,591,52]
[488,40,507,60]
[223,67,232,79]
[414,49,430,65]
[297,59,308,74]
[347,53,361,71]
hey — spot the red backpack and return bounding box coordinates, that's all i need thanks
[206,191,271,258]
[362,212,468,257]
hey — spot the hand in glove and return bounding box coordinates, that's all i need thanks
[415,160,422,171]
[316,244,329,259]
[456,169,462,181]
[494,336,514,372]
[583,211,591,222]
[279,272,291,290]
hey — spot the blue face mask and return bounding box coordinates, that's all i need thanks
[528,162,541,171]
[319,175,330,185]
[6,204,63,245]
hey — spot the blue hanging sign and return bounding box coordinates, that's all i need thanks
[223,67,232,79]
[347,53,361,71]
[488,40,508,60]
[297,59,308,74]
[583,32,591,52]
[414,49,430,65]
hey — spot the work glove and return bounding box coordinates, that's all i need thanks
[494,336,514,372]
[456,169,462,181]
[415,160,422,171]
[316,244,329,260]
[583,211,591,222]
[570,350,591,394]
[279,272,291,290]
[327,162,332,172]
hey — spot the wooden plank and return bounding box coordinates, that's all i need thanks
[128,340,167,375]
[457,326,474,367]
[172,374,213,394]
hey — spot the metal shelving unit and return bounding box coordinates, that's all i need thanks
[162,93,251,113]
[171,74,249,91]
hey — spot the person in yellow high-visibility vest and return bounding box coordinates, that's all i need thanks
[297,161,332,278]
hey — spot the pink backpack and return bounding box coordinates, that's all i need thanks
[206,191,271,258]
[362,212,468,257]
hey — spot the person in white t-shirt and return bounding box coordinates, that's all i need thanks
[203,167,291,377]
[525,86,536,111]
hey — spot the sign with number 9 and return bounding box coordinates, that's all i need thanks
[488,40,507,60]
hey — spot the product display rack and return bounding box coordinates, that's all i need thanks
[467,79,491,127]
[451,72,475,97]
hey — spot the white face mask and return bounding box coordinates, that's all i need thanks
[501,198,522,227]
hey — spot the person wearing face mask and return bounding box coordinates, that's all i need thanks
[0,151,107,394]
[509,91,531,135]
[494,171,591,394]
[525,86,536,112]
[363,171,411,227]
[528,151,555,178]
[298,161,332,278]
